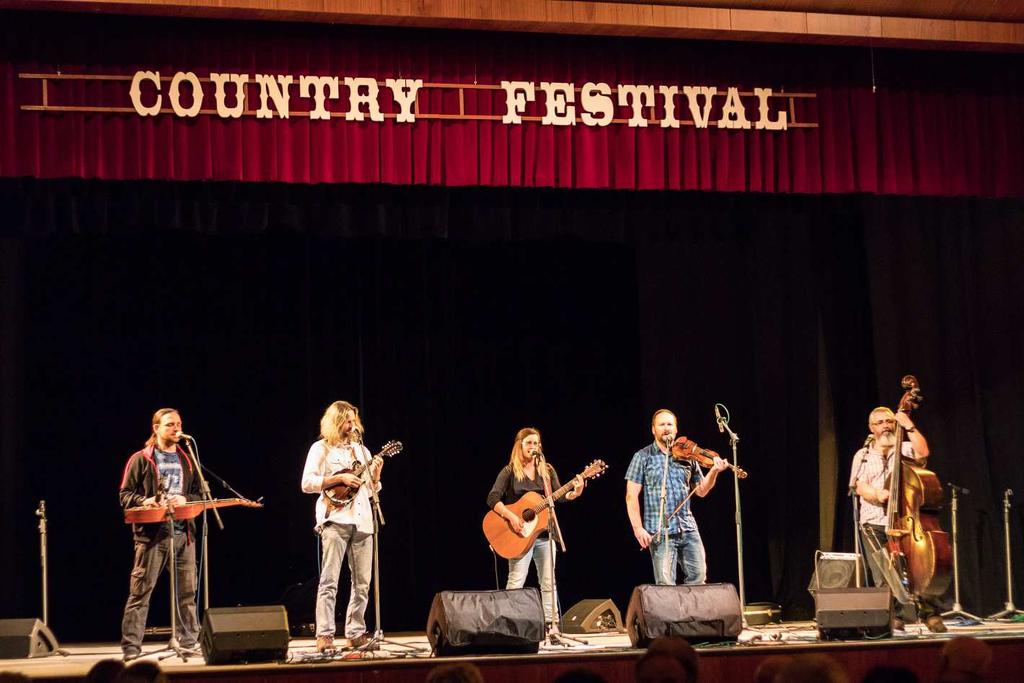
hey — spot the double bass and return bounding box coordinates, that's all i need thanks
[883,375,952,600]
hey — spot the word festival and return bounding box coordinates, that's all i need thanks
[130,70,792,130]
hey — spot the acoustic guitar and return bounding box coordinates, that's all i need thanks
[482,459,607,559]
[323,440,403,512]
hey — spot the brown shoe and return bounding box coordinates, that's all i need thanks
[925,616,948,633]
[350,633,379,651]
[316,635,335,653]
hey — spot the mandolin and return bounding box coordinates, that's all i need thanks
[323,440,403,512]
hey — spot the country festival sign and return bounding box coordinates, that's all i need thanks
[18,70,815,131]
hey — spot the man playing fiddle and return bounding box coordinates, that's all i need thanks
[625,409,729,585]
[851,406,946,633]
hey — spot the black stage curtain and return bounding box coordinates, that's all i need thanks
[1,178,1022,641]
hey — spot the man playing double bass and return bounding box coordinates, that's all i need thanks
[850,406,946,633]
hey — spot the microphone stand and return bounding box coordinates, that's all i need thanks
[537,451,585,647]
[988,489,1024,620]
[355,438,424,655]
[35,500,49,625]
[181,436,222,614]
[149,480,190,662]
[942,483,980,621]
[848,443,872,587]
[716,406,747,627]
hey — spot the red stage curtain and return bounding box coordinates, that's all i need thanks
[1,12,1022,196]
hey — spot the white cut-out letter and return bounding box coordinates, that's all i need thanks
[385,78,423,123]
[169,72,203,118]
[130,71,162,117]
[256,74,293,119]
[617,84,655,127]
[659,85,680,129]
[300,76,339,121]
[501,81,535,124]
[210,73,248,119]
[344,77,384,122]
[682,86,717,129]
[539,82,575,126]
[717,87,751,130]
[580,82,613,127]
[754,88,787,131]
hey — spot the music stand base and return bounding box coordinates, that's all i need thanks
[988,603,1024,621]
[544,624,588,647]
[941,606,981,621]
[352,630,428,654]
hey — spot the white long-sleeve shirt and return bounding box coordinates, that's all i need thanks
[301,439,381,534]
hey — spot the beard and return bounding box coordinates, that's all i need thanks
[877,431,897,449]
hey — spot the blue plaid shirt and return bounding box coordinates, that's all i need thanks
[625,441,704,535]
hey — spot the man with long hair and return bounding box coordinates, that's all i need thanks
[118,408,201,661]
[625,409,728,585]
[300,400,384,653]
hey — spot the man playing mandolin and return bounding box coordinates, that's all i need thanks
[300,400,384,653]
[851,406,946,633]
[486,427,585,627]
[625,409,729,585]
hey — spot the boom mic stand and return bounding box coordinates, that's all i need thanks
[942,483,980,621]
[988,489,1024,620]
[716,404,748,626]
[537,451,586,647]
[355,438,425,655]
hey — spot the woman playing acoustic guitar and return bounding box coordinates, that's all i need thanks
[485,427,585,626]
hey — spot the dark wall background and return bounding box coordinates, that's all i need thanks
[1,179,1022,642]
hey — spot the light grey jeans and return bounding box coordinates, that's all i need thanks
[506,535,558,624]
[316,522,374,638]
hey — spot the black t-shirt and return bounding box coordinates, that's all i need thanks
[486,464,564,509]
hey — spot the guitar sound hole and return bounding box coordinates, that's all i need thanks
[522,510,535,523]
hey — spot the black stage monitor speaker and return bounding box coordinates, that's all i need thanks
[426,588,544,655]
[808,552,860,593]
[200,605,290,664]
[562,598,624,634]
[0,619,59,659]
[626,583,742,646]
[815,587,891,640]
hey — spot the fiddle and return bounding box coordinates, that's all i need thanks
[671,437,748,479]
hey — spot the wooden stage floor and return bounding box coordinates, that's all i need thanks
[3,619,1024,682]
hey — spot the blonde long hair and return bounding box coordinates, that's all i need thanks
[508,427,551,481]
[145,408,179,447]
[320,401,365,447]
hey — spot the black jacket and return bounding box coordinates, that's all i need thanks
[119,445,201,543]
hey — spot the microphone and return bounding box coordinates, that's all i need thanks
[948,482,970,495]
[714,405,725,433]
[177,432,194,441]
[862,435,875,450]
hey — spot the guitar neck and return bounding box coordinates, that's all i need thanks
[527,477,574,514]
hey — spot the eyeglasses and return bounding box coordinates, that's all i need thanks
[870,419,896,426]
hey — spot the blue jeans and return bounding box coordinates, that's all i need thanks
[506,535,557,623]
[650,531,707,585]
[316,523,374,638]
